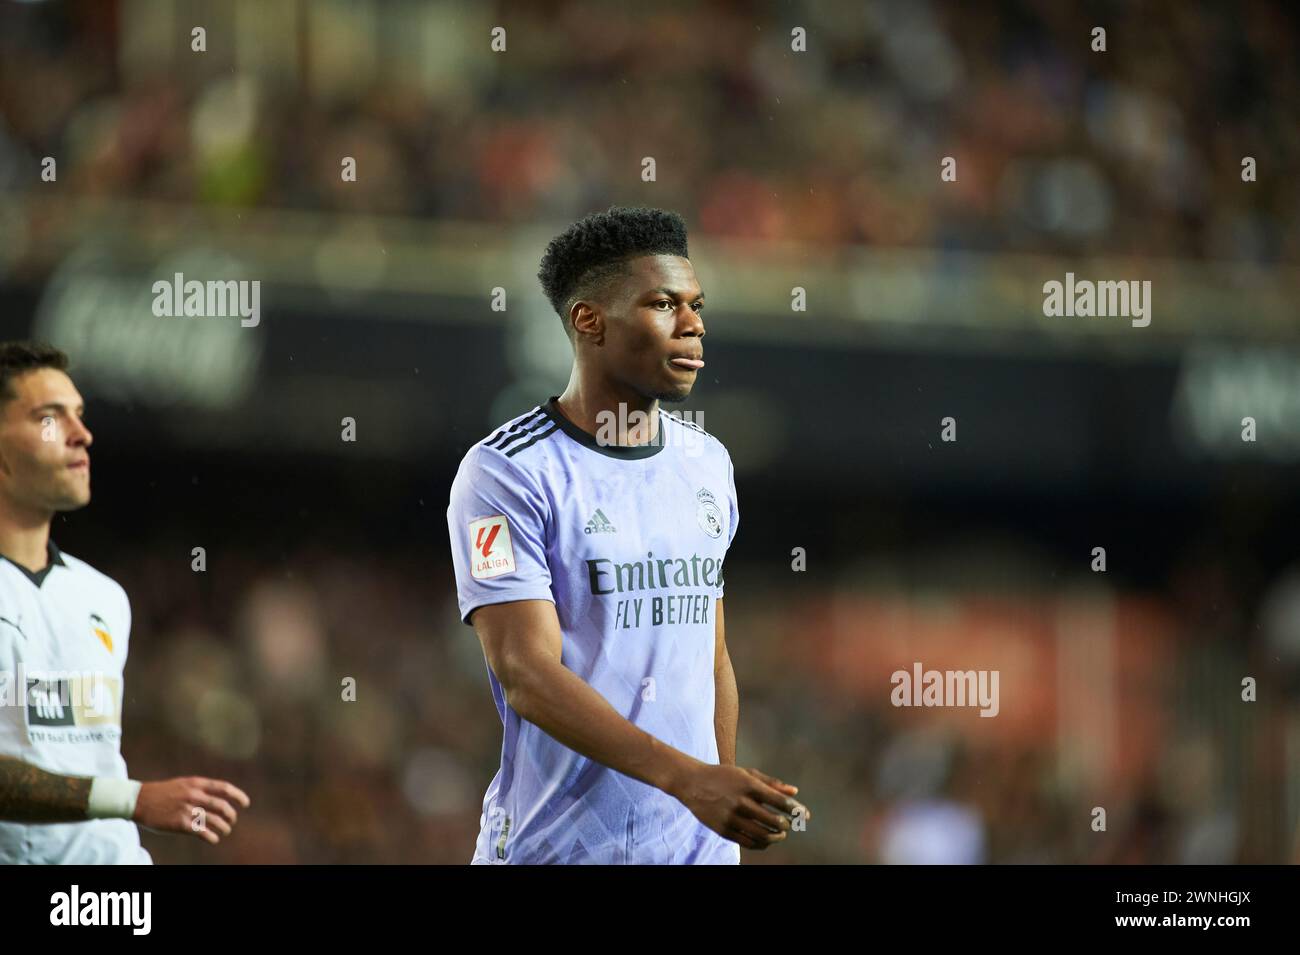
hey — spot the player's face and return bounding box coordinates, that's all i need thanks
[605,255,706,403]
[0,369,93,513]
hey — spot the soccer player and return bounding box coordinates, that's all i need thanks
[447,207,810,864]
[0,341,250,863]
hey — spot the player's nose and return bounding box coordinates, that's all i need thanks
[69,418,92,447]
[677,305,705,339]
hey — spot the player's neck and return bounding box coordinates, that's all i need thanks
[0,498,54,572]
[555,382,659,446]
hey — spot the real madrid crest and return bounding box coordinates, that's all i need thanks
[696,487,723,539]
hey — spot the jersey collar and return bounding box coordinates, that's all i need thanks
[540,395,666,460]
[0,539,67,588]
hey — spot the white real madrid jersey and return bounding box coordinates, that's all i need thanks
[0,540,151,864]
[447,396,741,864]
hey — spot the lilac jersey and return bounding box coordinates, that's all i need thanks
[446,395,740,865]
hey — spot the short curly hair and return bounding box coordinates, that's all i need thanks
[0,341,69,404]
[537,206,689,332]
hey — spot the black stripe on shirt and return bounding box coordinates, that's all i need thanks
[504,422,560,457]
[485,408,544,449]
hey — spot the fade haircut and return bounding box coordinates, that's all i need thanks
[537,206,689,334]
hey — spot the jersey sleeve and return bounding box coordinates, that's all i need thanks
[716,448,738,599]
[447,445,555,626]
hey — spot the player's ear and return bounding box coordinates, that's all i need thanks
[570,302,604,344]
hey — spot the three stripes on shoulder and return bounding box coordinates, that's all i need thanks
[484,407,555,458]
[483,406,713,459]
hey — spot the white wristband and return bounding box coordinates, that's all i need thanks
[87,777,143,820]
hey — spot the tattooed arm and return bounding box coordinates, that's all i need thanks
[0,754,91,822]
[0,754,253,844]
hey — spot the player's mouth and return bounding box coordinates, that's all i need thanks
[68,459,89,472]
[668,355,704,371]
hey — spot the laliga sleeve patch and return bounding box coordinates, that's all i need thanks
[469,515,517,579]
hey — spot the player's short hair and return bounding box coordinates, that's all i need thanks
[537,206,689,334]
[0,341,70,404]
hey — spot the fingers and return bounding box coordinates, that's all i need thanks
[782,799,810,824]
[743,778,812,829]
[726,816,788,850]
[183,778,249,845]
[748,777,807,820]
[186,796,233,844]
[205,779,251,810]
[748,768,798,795]
[198,808,233,838]
[197,794,239,829]
[738,797,792,833]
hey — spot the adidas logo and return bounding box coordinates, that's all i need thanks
[584,509,617,535]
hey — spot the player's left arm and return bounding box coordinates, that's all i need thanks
[713,598,738,766]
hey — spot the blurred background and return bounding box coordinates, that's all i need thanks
[1,0,1298,863]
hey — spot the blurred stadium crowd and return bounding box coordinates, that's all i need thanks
[1,0,1298,864]
[0,1,1296,265]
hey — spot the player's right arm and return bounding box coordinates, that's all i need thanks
[471,598,807,850]
[0,755,249,845]
[450,442,809,850]
[0,754,91,822]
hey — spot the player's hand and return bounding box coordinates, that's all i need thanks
[132,777,251,845]
[672,764,810,850]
